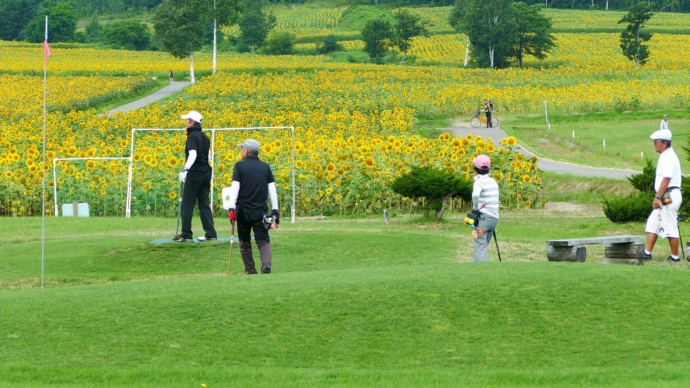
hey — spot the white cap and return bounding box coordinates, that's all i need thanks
[181,111,203,123]
[650,129,672,141]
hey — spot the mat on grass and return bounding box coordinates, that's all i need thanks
[150,237,236,244]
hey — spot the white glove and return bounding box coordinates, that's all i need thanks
[179,170,187,183]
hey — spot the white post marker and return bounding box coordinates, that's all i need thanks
[603,139,606,148]
[572,131,575,138]
[544,100,550,130]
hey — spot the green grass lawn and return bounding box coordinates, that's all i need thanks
[3,213,690,386]
[501,110,690,171]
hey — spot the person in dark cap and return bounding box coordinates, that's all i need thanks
[173,111,217,242]
[643,129,682,262]
[225,139,280,274]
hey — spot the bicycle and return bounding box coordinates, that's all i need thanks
[470,111,498,128]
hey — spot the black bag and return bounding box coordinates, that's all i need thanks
[467,210,480,225]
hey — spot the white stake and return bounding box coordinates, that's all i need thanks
[603,139,606,148]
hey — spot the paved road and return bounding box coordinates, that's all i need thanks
[107,81,192,116]
[444,125,639,179]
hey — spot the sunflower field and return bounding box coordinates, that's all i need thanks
[2,6,690,217]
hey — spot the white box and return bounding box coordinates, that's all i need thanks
[62,203,90,217]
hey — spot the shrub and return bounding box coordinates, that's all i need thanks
[627,158,655,193]
[264,31,296,55]
[317,35,343,54]
[391,166,472,219]
[101,20,151,51]
[603,158,654,223]
[603,192,650,223]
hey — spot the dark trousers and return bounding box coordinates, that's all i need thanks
[180,170,216,239]
[486,111,492,127]
[237,208,272,273]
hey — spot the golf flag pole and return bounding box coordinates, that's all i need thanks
[41,15,50,292]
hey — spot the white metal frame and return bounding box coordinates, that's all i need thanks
[52,157,131,216]
[126,126,296,222]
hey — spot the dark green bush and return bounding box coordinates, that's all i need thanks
[390,166,472,219]
[263,31,295,55]
[626,158,655,193]
[317,35,343,54]
[603,192,650,223]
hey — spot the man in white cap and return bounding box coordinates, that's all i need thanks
[469,154,499,262]
[643,128,682,262]
[660,114,669,130]
[225,139,280,274]
[173,111,217,242]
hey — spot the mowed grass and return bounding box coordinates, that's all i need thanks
[502,109,690,171]
[3,213,690,386]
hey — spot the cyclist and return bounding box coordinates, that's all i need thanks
[484,99,494,128]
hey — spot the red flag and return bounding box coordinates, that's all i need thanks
[44,40,51,59]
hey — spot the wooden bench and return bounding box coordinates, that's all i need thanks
[546,235,646,264]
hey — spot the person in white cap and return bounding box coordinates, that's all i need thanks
[225,139,280,274]
[173,111,217,243]
[660,114,669,130]
[644,128,682,262]
[469,154,499,262]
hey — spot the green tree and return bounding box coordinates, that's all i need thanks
[84,14,101,43]
[210,0,242,74]
[153,0,239,81]
[618,3,653,68]
[391,166,472,219]
[511,2,556,68]
[153,0,209,83]
[449,0,472,67]
[264,31,295,55]
[461,0,518,68]
[317,35,343,54]
[102,20,151,50]
[361,18,394,63]
[0,0,41,41]
[392,9,428,58]
[238,0,276,54]
[23,1,78,43]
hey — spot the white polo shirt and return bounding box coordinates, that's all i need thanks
[655,147,682,191]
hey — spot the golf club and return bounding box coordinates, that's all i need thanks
[493,230,502,262]
[173,180,184,239]
[678,214,686,262]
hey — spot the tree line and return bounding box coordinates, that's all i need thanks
[0,0,660,73]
